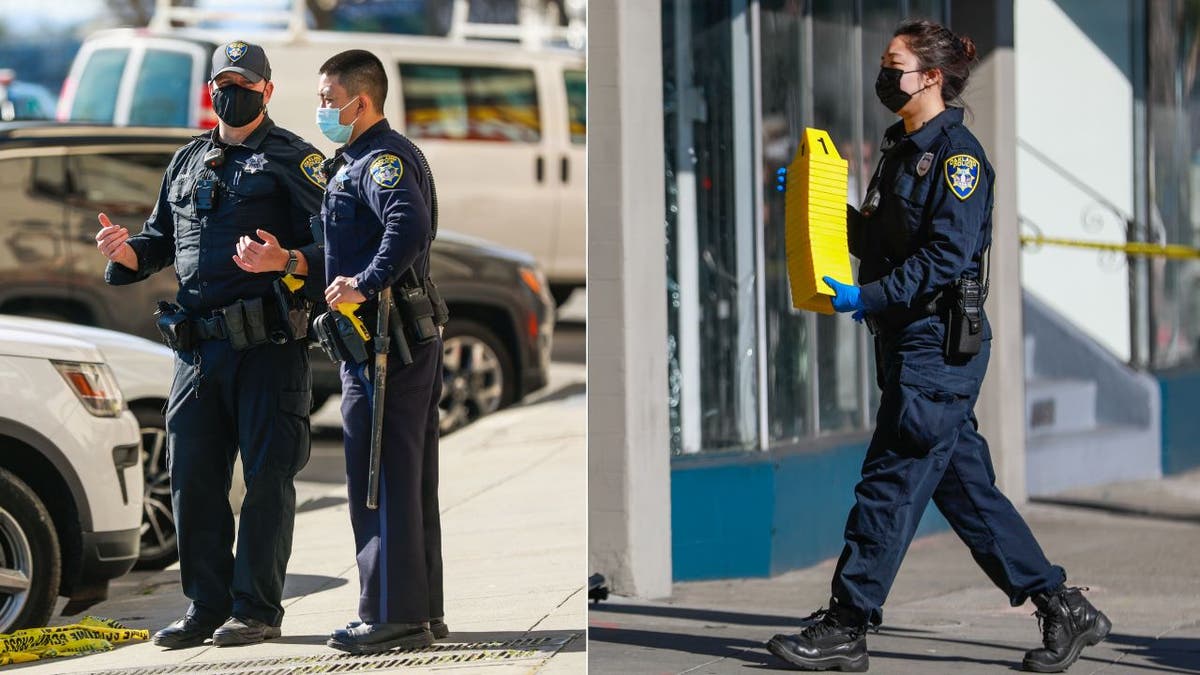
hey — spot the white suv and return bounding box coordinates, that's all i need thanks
[0,316,247,571]
[0,326,143,633]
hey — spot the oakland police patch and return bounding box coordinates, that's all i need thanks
[369,154,404,189]
[300,153,326,188]
[944,154,980,200]
[226,41,248,62]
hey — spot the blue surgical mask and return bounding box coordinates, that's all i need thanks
[316,97,360,144]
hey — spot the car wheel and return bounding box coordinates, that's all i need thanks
[132,405,177,570]
[440,319,515,434]
[0,467,59,634]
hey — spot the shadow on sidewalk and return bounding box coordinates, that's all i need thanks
[283,573,349,599]
[590,602,798,628]
[1106,633,1200,673]
[589,626,776,667]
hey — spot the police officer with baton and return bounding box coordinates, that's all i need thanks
[313,49,448,654]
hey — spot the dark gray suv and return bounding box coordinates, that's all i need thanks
[0,123,554,564]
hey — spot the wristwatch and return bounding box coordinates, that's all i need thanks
[283,249,298,275]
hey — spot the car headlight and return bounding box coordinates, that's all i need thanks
[52,361,125,417]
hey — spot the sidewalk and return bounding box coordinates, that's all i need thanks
[590,475,1200,674]
[17,363,586,675]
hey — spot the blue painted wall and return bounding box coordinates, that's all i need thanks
[671,440,949,582]
[1159,369,1200,475]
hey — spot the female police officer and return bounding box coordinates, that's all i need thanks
[766,21,1110,673]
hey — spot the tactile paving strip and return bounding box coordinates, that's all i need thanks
[74,634,580,674]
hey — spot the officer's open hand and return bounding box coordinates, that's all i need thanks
[326,276,365,310]
[822,276,865,314]
[233,229,288,274]
[95,213,138,271]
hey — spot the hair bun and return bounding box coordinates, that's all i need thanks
[959,35,977,61]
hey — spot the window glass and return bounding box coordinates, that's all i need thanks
[761,1,813,442]
[1148,0,1200,367]
[70,48,129,123]
[663,0,761,453]
[129,50,194,127]
[65,152,172,218]
[401,64,540,142]
[811,0,865,435]
[564,69,586,145]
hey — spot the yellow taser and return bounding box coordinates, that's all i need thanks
[784,128,854,314]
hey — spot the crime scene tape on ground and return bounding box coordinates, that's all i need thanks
[0,616,149,666]
[1020,235,1200,260]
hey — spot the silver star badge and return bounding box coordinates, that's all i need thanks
[241,153,268,174]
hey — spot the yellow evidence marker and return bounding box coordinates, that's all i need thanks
[784,128,854,314]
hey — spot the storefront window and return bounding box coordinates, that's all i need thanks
[664,0,761,453]
[666,0,947,454]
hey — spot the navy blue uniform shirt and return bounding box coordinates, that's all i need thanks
[850,107,994,314]
[321,119,433,297]
[106,116,327,310]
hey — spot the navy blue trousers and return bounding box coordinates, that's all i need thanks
[166,339,311,627]
[832,316,1065,626]
[339,337,443,624]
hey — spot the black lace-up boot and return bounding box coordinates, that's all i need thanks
[1023,586,1111,672]
[767,603,869,672]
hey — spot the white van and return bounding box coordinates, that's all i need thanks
[58,25,585,303]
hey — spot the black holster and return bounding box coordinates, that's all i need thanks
[272,278,313,344]
[154,301,194,352]
[313,311,370,364]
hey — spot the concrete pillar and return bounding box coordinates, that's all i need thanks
[587,0,673,598]
[952,0,1027,501]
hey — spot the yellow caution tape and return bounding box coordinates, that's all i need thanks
[1020,235,1200,260]
[0,616,148,666]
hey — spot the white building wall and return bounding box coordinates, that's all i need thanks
[1016,0,1134,360]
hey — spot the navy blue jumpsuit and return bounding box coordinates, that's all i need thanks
[320,119,444,625]
[106,117,327,627]
[835,107,1066,626]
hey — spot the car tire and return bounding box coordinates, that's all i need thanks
[131,405,178,570]
[0,467,60,634]
[440,319,515,434]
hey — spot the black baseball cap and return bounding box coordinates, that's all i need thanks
[211,40,272,83]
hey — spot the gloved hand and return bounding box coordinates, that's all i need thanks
[822,276,864,313]
[852,309,865,323]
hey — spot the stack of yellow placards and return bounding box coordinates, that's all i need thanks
[0,616,149,666]
[784,127,853,314]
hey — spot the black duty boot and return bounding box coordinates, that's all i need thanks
[212,616,282,646]
[152,615,227,649]
[1023,586,1111,672]
[343,618,448,639]
[327,622,434,654]
[766,606,869,672]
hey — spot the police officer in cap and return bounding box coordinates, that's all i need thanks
[313,49,446,653]
[766,20,1110,673]
[95,40,327,648]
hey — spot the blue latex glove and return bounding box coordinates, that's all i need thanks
[852,309,865,323]
[823,276,864,313]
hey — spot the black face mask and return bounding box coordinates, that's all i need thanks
[875,67,927,113]
[211,84,264,127]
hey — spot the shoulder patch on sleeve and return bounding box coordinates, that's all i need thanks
[944,154,980,200]
[369,153,404,189]
[300,153,326,188]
